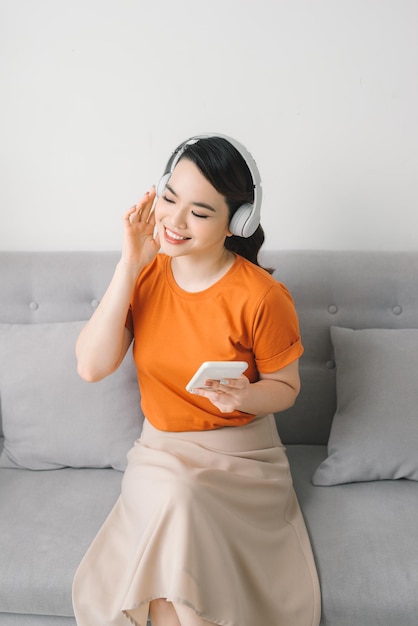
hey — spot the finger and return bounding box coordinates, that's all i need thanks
[218,378,245,391]
[225,374,249,387]
[144,187,157,222]
[196,379,230,393]
[124,190,153,225]
[126,204,143,225]
[146,203,157,226]
[124,205,139,224]
[133,189,156,223]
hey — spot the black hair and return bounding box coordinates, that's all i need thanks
[178,136,273,274]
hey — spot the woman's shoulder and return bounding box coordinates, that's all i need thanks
[233,254,280,288]
[232,255,296,305]
[134,253,168,293]
[140,253,167,276]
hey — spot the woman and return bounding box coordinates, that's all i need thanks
[72,134,321,626]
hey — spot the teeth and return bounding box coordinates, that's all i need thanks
[166,227,187,241]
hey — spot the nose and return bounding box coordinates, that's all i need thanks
[170,206,188,229]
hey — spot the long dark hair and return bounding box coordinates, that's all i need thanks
[178,136,273,274]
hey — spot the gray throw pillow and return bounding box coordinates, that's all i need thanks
[312,326,418,485]
[0,321,143,470]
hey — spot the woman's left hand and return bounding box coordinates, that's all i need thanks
[191,375,250,414]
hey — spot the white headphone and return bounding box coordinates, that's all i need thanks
[156,133,262,238]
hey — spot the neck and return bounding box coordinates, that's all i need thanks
[170,248,235,292]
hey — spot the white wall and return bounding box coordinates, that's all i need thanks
[1,0,417,251]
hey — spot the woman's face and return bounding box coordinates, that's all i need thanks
[155,158,232,260]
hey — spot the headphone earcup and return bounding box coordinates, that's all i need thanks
[156,173,171,198]
[229,203,259,238]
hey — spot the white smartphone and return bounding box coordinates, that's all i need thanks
[186,361,248,393]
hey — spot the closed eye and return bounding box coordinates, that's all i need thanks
[162,194,175,204]
[192,211,209,219]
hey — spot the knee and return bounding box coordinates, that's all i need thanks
[150,597,170,611]
[149,597,179,624]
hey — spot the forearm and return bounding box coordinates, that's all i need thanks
[76,261,142,381]
[236,378,299,416]
[195,361,301,416]
[77,189,159,381]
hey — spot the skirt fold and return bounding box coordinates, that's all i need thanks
[72,415,321,626]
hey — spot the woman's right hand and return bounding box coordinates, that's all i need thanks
[121,187,160,272]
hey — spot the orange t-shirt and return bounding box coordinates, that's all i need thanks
[127,253,303,432]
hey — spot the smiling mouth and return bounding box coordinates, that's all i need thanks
[164,227,191,242]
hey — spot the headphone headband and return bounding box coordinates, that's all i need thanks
[157,133,262,237]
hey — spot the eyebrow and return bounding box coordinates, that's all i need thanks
[165,183,217,213]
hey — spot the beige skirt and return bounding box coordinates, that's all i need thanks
[72,415,321,626]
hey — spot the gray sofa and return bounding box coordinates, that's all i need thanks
[1,250,418,626]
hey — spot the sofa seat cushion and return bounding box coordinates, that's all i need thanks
[0,467,122,617]
[0,615,75,625]
[287,445,418,626]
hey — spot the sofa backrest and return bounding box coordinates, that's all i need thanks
[260,250,418,444]
[1,251,417,445]
[0,252,120,442]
